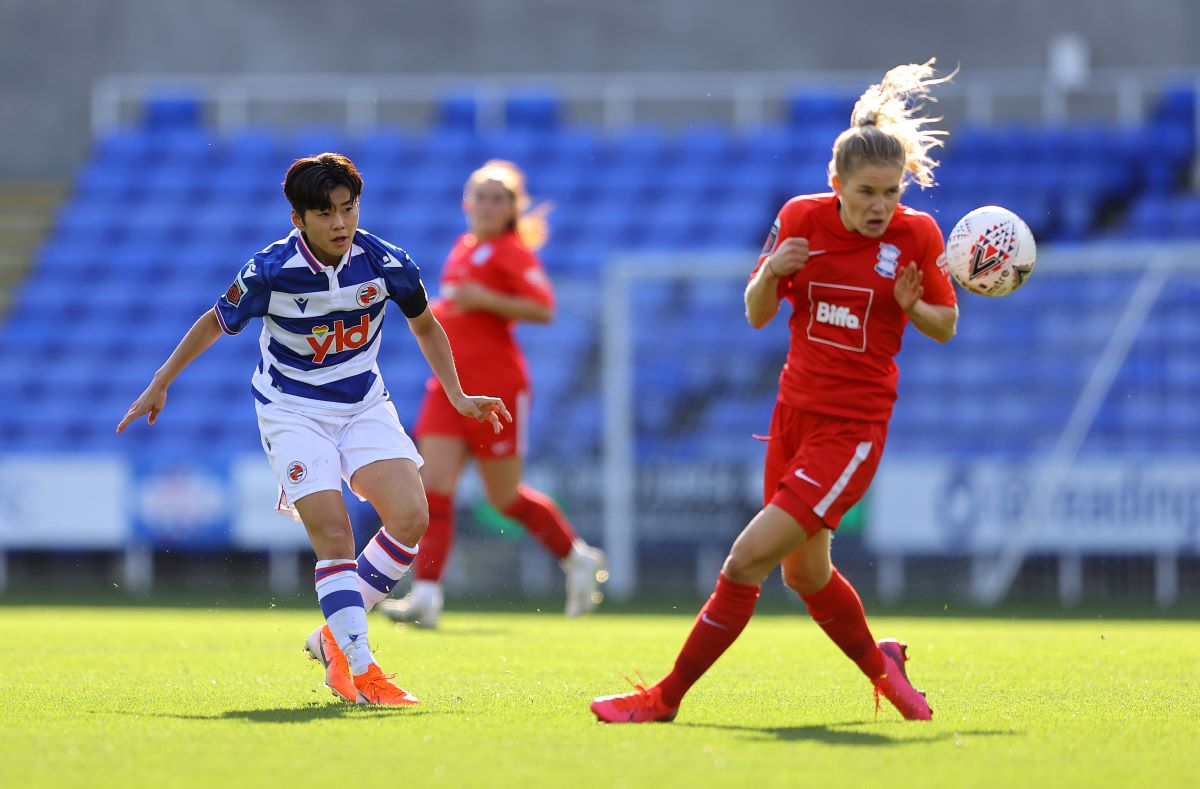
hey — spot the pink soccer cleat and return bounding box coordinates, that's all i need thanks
[590,683,679,724]
[873,638,933,721]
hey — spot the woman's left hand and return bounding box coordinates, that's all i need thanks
[893,262,925,313]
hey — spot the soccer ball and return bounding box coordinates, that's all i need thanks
[944,206,1037,297]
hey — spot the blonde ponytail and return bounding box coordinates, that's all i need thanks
[829,59,954,189]
[464,159,551,250]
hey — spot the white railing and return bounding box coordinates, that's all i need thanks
[92,67,1200,135]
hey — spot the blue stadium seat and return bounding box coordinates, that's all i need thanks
[289,125,351,159]
[52,202,123,245]
[479,130,548,166]
[221,126,284,165]
[141,91,203,130]
[76,162,137,201]
[678,124,739,164]
[786,89,855,128]
[609,125,673,167]
[504,90,561,131]
[540,126,603,165]
[436,90,479,131]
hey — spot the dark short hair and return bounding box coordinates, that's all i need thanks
[283,153,363,216]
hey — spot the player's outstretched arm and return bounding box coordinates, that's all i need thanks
[448,281,553,323]
[406,308,512,434]
[116,309,224,433]
[894,262,957,343]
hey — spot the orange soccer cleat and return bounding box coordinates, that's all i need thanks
[353,663,420,706]
[304,624,357,703]
[590,682,679,724]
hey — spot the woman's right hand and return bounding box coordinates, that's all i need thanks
[765,237,811,278]
[116,381,168,433]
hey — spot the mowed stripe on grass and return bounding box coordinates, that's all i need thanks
[1,605,1197,788]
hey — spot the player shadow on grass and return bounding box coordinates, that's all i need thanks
[679,722,1018,746]
[112,704,442,724]
[215,705,443,723]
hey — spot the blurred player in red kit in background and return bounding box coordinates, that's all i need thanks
[381,160,607,627]
[590,61,958,723]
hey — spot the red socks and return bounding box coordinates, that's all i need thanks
[656,572,761,708]
[501,485,577,560]
[415,491,454,582]
[800,567,885,680]
[418,486,576,579]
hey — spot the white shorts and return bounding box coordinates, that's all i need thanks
[255,398,424,518]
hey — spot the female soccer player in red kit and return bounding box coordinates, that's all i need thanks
[591,61,958,723]
[380,160,606,627]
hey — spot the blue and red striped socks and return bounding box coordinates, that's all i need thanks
[356,528,419,611]
[314,559,375,675]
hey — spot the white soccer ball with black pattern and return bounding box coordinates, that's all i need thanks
[945,206,1037,297]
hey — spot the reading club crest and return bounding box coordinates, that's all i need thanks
[356,282,381,307]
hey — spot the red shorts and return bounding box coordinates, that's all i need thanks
[763,402,888,537]
[414,378,529,459]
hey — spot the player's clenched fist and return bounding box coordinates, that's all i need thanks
[765,237,811,278]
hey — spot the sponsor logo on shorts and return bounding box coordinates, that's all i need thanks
[794,469,822,487]
[286,461,307,484]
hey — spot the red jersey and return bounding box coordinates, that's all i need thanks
[756,193,956,422]
[432,230,555,389]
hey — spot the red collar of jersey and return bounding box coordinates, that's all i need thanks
[296,230,352,274]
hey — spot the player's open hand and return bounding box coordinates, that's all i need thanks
[765,237,812,278]
[893,262,925,313]
[453,394,512,434]
[116,382,168,433]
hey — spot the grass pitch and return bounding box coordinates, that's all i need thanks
[2,600,1197,788]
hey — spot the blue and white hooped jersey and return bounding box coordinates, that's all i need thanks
[214,228,429,414]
